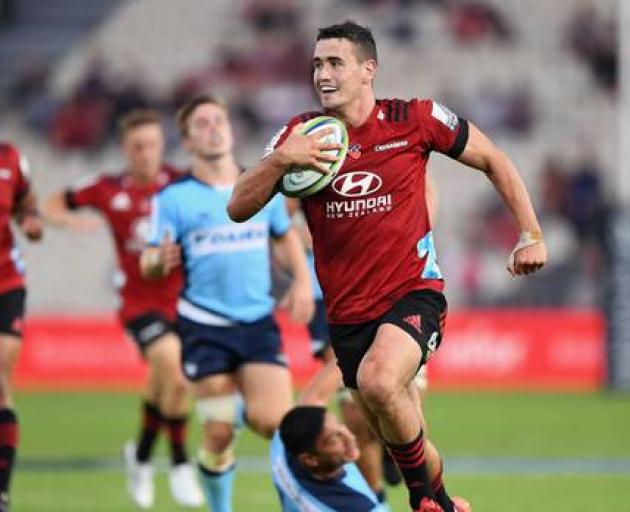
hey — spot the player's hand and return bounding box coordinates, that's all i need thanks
[159,232,181,274]
[281,279,315,325]
[507,238,547,276]
[19,214,44,241]
[276,124,342,175]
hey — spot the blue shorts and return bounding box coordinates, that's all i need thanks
[177,314,287,381]
[308,299,330,360]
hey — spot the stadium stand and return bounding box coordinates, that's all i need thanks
[0,0,617,312]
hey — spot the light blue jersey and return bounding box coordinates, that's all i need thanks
[307,251,323,301]
[270,432,386,512]
[148,175,290,323]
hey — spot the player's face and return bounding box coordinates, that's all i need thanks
[313,38,375,111]
[309,413,360,473]
[185,103,234,159]
[122,123,164,179]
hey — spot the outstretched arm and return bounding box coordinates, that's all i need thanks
[43,191,102,231]
[457,122,547,275]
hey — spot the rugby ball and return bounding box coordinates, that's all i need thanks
[279,116,348,198]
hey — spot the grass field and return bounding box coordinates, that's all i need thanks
[13,391,630,511]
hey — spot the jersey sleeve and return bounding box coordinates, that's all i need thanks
[1,144,31,202]
[415,99,469,158]
[268,194,291,238]
[147,191,179,246]
[14,148,31,201]
[64,174,105,210]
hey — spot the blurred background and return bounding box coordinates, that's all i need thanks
[0,0,621,312]
[0,1,628,510]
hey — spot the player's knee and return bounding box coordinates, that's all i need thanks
[202,421,234,454]
[356,368,396,410]
[167,374,189,401]
[246,407,282,439]
[196,393,244,430]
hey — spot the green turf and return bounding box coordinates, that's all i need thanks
[12,391,630,511]
[424,391,630,457]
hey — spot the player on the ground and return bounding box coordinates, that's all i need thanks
[43,109,202,509]
[272,405,387,512]
[0,142,43,512]
[141,95,313,512]
[228,20,547,512]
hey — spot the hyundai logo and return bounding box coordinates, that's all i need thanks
[332,172,382,197]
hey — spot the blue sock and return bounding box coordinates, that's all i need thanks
[234,395,246,430]
[198,463,235,512]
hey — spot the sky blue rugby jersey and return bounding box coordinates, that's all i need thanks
[148,175,290,323]
[307,251,323,301]
[270,432,386,512]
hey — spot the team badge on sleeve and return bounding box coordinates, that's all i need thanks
[431,102,458,131]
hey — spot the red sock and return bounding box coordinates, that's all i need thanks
[164,415,188,465]
[0,408,18,497]
[136,401,162,463]
[431,459,454,512]
[387,430,436,509]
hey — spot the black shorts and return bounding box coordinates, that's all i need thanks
[0,288,26,337]
[330,289,447,389]
[308,299,331,360]
[177,314,286,381]
[125,312,176,353]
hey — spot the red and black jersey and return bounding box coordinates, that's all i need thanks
[65,166,184,323]
[272,98,468,323]
[0,143,31,294]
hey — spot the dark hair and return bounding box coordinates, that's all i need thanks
[118,108,162,137]
[279,406,326,456]
[176,94,227,137]
[317,21,377,63]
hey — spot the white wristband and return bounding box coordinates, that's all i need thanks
[507,231,543,274]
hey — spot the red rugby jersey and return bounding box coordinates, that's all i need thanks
[0,143,31,294]
[272,98,468,323]
[65,166,183,323]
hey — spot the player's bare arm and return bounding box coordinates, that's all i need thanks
[297,359,343,407]
[457,122,547,276]
[227,126,341,222]
[140,233,181,279]
[15,191,43,241]
[272,226,315,324]
[42,191,103,231]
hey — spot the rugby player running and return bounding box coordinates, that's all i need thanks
[44,110,202,509]
[228,21,547,512]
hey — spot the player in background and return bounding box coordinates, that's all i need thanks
[141,95,313,512]
[228,20,547,512]
[0,143,43,512]
[43,110,203,509]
